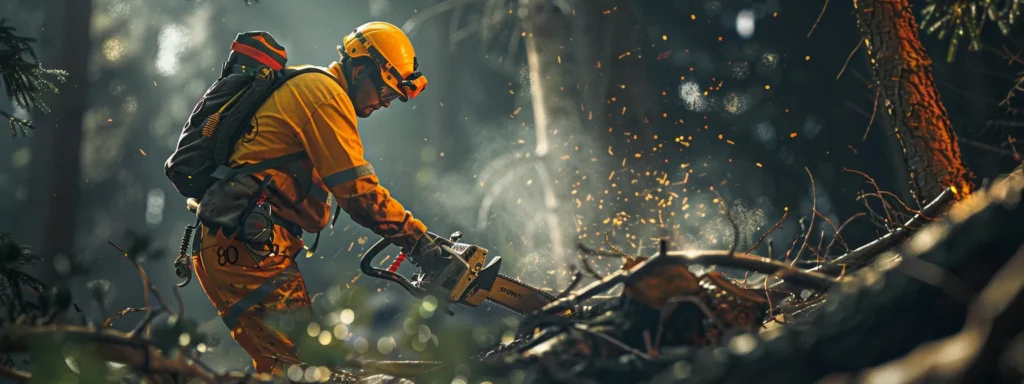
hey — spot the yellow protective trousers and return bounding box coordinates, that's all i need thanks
[192,224,311,374]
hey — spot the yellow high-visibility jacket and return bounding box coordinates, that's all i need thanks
[227,61,426,251]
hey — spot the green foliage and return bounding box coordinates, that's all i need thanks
[0,233,45,320]
[0,18,66,137]
[920,0,1023,62]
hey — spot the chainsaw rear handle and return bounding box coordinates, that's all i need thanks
[359,231,458,299]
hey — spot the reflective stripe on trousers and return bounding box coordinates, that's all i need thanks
[221,263,299,329]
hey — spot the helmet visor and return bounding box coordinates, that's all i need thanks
[355,31,428,102]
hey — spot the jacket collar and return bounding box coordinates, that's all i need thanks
[327,61,349,93]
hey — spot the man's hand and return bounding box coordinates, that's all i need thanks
[404,233,450,281]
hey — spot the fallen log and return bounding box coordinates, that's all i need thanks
[654,166,1024,384]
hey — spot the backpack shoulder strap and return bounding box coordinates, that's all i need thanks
[278,66,343,90]
[211,66,341,205]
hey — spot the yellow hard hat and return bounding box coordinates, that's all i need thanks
[340,21,427,102]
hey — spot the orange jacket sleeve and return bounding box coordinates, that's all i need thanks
[295,91,427,251]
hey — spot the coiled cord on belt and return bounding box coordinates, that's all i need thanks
[179,225,195,259]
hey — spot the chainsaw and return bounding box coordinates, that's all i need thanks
[360,231,557,316]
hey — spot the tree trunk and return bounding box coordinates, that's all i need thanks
[30,0,91,283]
[853,0,973,202]
[518,0,582,278]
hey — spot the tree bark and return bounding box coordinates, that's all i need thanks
[29,0,91,282]
[853,0,973,202]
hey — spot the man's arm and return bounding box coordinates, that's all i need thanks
[295,91,427,251]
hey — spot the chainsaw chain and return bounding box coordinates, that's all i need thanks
[488,296,528,315]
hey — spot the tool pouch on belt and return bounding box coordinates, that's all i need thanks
[196,174,275,246]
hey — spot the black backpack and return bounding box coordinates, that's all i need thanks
[164,31,333,203]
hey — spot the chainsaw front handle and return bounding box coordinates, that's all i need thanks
[360,237,426,298]
[358,231,458,296]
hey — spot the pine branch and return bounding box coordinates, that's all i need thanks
[0,110,32,137]
[0,19,66,136]
[920,0,1022,62]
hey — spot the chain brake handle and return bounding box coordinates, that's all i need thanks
[359,231,460,304]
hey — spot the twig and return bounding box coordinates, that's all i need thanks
[0,365,30,382]
[859,191,890,230]
[104,307,146,328]
[577,242,630,258]
[576,243,614,279]
[746,211,788,254]
[573,324,652,360]
[812,188,956,276]
[845,101,872,118]
[862,191,935,223]
[110,241,151,310]
[578,256,605,280]
[1000,71,1024,108]
[149,285,174,316]
[864,86,881,140]
[783,234,801,262]
[959,137,1020,157]
[653,303,676,354]
[837,38,865,80]
[557,271,584,299]
[129,310,162,339]
[714,193,741,256]
[845,168,897,225]
[813,209,846,250]
[642,330,656,357]
[807,0,831,38]
[825,212,867,253]
[792,168,818,265]
[603,234,634,261]
[814,230,826,263]
[541,249,842,318]
[1007,134,1021,161]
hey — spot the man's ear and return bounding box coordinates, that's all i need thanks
[350,63,366,81]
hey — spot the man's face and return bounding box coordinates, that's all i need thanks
[350,64,401,118]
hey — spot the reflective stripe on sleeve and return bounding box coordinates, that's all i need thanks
[322,164,375,188]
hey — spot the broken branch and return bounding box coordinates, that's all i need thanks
[813,188,956,276]
[0,324,272,383]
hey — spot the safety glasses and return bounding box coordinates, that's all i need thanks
[379,85,401,103]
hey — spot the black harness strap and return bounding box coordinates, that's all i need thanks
[210,151,309,180]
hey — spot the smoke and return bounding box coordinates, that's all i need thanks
[155,24,192,76]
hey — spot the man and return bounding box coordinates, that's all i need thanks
[191,21,445,375]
